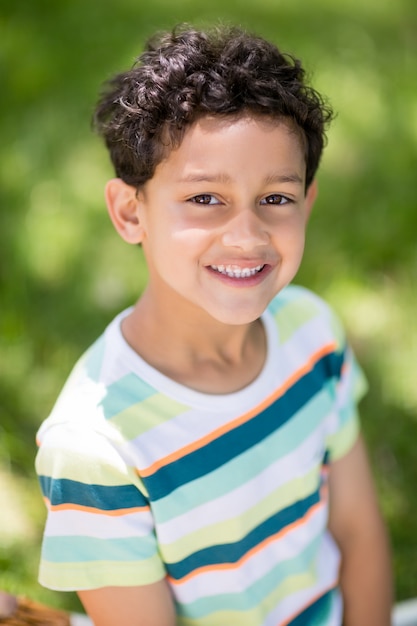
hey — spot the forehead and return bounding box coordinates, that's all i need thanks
[157,114,307,180]
[177,113,305,147]
[197,112,303,135]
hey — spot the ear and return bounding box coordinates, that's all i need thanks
[304,178,318,220]
[105,178,145,244]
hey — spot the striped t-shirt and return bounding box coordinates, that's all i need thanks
[36,285,366,626]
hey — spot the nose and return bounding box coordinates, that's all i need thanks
[221,208,269,250]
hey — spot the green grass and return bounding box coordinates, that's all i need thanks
[1,0,416,611]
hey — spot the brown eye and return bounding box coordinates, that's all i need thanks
[190,194,219,205]
[261,194,289,205]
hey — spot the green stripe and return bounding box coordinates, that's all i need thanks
[273,297,322,344]
[160,465,321,562]
[177,564,322,625]
[326,413,359,461]
[153,386,333,523]
[177,536,321,620]
[36,443,141,487]
[39,556,165,590]
[111,392,189,440]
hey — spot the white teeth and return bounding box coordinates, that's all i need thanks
[211,264,264,278]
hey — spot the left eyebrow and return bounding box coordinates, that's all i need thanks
[263,172,304,185]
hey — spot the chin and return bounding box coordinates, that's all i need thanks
[207,304,267,326]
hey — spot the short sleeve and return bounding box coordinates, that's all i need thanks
[35,422,166,591]
[325,323,368,463]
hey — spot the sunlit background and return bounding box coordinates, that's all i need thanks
[1,0,416,612]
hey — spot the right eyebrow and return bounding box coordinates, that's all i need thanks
[177,172,232,184]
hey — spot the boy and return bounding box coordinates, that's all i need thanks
[35,25,392,625]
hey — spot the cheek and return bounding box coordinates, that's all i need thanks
[145,227,209,276]
[276,217,306,250]
[170,224,216,255]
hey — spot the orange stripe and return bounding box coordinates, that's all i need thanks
[340,359,349,379]
[281,576,338,626]
[43,496,149,516]
[139,342,337,478]
[168,484,329,586]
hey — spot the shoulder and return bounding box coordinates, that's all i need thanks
[36,336,109,445]
[268,284,334,318]
[35,308,165,483]
[267,284,346,351]
[35,383,145,505]
[37,308,144,441]
[36,312,133,471]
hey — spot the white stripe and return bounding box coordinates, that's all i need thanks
[122,313,335,469]
[157,424,327,545]
[263,534,342,625]
[171,505,331,604]
[334,349,356,409]
[44,508,153,539]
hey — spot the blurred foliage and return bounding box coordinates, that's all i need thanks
[0,0,416,613]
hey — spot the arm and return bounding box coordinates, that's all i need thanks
[77,579,176,626]
[328,435,393,626]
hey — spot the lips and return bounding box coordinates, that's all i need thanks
[210,264,265,278]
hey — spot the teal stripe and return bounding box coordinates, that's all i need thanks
[42,534,157,563]
[167,489,321,580]
[288,588,336,625]
[268,284,316,315]
[39,475,148,510]
[144,352,343,502]
[101,373,157,419]
[84,336,106,381]
[153,385,333,523]
[177,536,321,618]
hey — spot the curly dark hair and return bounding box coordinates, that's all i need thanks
[94,25,333,190]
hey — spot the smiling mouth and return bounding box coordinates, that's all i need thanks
[210,264,265,278]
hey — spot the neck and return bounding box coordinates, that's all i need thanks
[121,286,266,394]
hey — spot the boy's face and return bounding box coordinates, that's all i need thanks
[115,115,316,326]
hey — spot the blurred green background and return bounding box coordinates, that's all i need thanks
[1,0,416,614]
